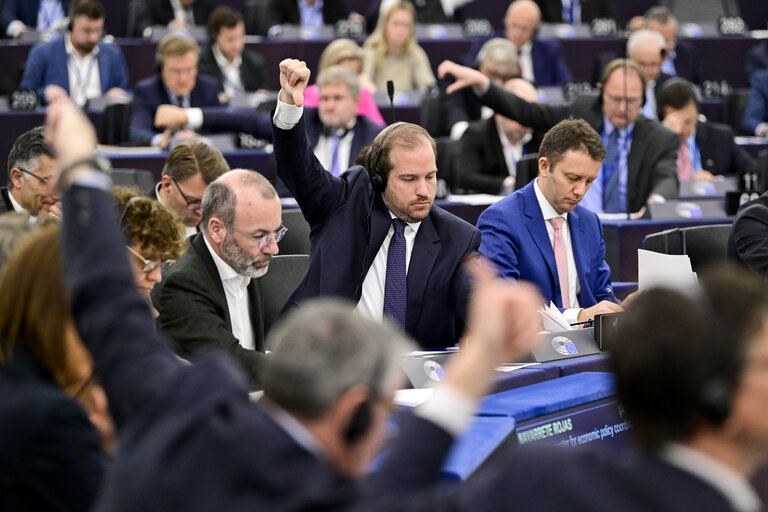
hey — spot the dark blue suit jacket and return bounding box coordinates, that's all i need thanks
[466,35,572,86]
[0,347,105,512]
[129,74,221,145]
[305,108,381,168]
[61,182,457,512]
[1,0,70,34]
[477,181,611,309]
[19,36,129,102]
[742,69,768,135]
[696,120,757,176]
[273,114,481,348]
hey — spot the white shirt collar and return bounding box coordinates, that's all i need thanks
[661,443,763,512]
[533,177,567,222]
[202,233,250,290]
[7,188,34,221]
[212,43,242,69]
[388,210,422,236]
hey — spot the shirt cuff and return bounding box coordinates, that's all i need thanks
[450,121,470,140]
[7,20,23,37]
[415,382,476,437]
[150,133,165,147]
[473,81,491,97]
[563,307,581,325]
[756,123,768,138]
[273,94,303,130]
[186,108,203,130]
[70,169,113,191]
[647,193,666,205]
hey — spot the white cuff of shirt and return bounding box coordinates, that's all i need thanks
[71,169,113,190]
[7,20,24,37]
[186,108,203,130]
[273,94,303,130]
[150,133,165,147]
[756,123,768,138]
[450,121,469,140]
[415,383,476,437]
[647,193,666,205]
[563,308,581,326]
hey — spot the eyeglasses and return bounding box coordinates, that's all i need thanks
[223,221,287,250]
[126,246,175,273]
[604,93,643,106]
[17,167,56,188]
[172,178,202,211]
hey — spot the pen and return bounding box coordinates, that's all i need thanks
[606,287,622,305]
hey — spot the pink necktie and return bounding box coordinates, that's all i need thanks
[677,142,694,181]
[550,217,570,308]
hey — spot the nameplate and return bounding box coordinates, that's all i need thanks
[9,89,39,110]
[562,81,594,102]
[236,133,268,150]
[717,16,747,36]
[334,19,364,38]
[700,79,731,99]
[590,18,618,37]
[726,190,761,216]
[462,18,493,38]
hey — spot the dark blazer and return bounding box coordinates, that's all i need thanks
[273,115,481,348]
[534,0,620,23]
[696,120,757,176]
[129,74,221,145]
[151,232,266,387]
[0,347,105,512]
[477,181,612,308]
[61,182,457,512]
[747,41,768,80]
[198,44,268,94]
[1,0,70,33]
[0,188,14,214]
[305,108,381,168]
[456,116,543,194]
[729,191,768,279]
[19,37,129,103]
[265,0,349,28]
[478,82,679,212]
[671,41,702,84]
[439,79,483,136]
[137,0,213,30]
[742,69,768,136]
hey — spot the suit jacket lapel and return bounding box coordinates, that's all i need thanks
[190,233,232,328]
[406,214,439,331]
[247,282,264,351]
[522,183,559,300]
[96,42,108,94]
[355,193,391,300]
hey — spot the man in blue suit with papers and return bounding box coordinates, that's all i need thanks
[478,119,623,324]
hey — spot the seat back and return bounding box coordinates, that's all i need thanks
[101,101,133,145]
[723,89,752,136]
[279,208,311,255]
[112,168,156,192]
[258,254,309,335]
[643,228,683,255]
[434,136,456,194]
[680,224,732,273]
[514,153,539,191]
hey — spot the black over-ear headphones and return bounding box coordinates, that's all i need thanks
[683,286,741,425]
[365,122,405,193]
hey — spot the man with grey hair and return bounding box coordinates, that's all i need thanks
[626,28,671,120]
[304,65,381,175]
[644,6,701,84]
[2,127,61,220]
[442,37,520,140]
[151,168,283,387]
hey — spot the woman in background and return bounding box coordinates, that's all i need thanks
[362,2,436,92]
[304,38,385,126]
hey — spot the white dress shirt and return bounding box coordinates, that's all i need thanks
[203,235,255,350]
[65,32,102,107]
[497,125,532,178]
[7,189,36,222]
[533,178,582,323]
[314,121,356,174]
[517,41,535,84]
[212,44,244,98]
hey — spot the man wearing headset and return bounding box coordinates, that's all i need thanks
[272,58,480,349]
[438,57,679,216]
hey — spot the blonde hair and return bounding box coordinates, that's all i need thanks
[318,39,364,73]
[363,2,417,76]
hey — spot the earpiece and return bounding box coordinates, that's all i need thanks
[344,401,372,443]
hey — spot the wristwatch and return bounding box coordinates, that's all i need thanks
[61,153,112,177]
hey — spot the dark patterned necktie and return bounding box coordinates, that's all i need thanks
[383,218,407,330]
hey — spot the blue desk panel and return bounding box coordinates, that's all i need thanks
[538,353,612,377]
[440,415,517,481]
[490,365,560,394]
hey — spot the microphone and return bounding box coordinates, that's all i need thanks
[386,80,396,124]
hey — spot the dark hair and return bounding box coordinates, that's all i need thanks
[367,123,436,177]
[162,141,229,184]
[208,6,243,38]
[611,265,768,452]
[538,118,606,170]
[70,0,104,20]
[658,77,699,120]
[7,127,56,191]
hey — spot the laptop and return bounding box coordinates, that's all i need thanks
[647,199,728,220]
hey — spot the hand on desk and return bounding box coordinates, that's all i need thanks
[278,58,311,107]
[437,60,490,95]
[155,104,189,129]
[105,87,129,99]
[577,300,623,324]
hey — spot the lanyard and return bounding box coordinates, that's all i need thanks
[68,53,98,105]
[600,126,634,189]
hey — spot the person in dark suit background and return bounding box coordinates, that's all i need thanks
[52,102,544,511]
[442,37,520,140]
[152,169,282,388]
[645,6,702,84]
[273,58,481,348]
[477,118,622,323]
[2,0,69,38]
[19,0,129,107]
[306,66,381,175]
[456,77,543,194]
[658,77,757,181]
[465,0,572,87]
[148,140,229,238]
[137,0,213,32]
[534,0,620,24]
[198,6,268,101]
[265,0,351,30]
[746,40,768,81]
[1,126,61,219]
[439,57,679,215]
[729,190,768,280]
[742,69,768,138]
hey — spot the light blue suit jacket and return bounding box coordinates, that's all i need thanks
[19,36,129,103]
[478,180,612,309]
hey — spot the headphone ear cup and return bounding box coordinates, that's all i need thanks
[344,402,372,444]
[370,171,386,193]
